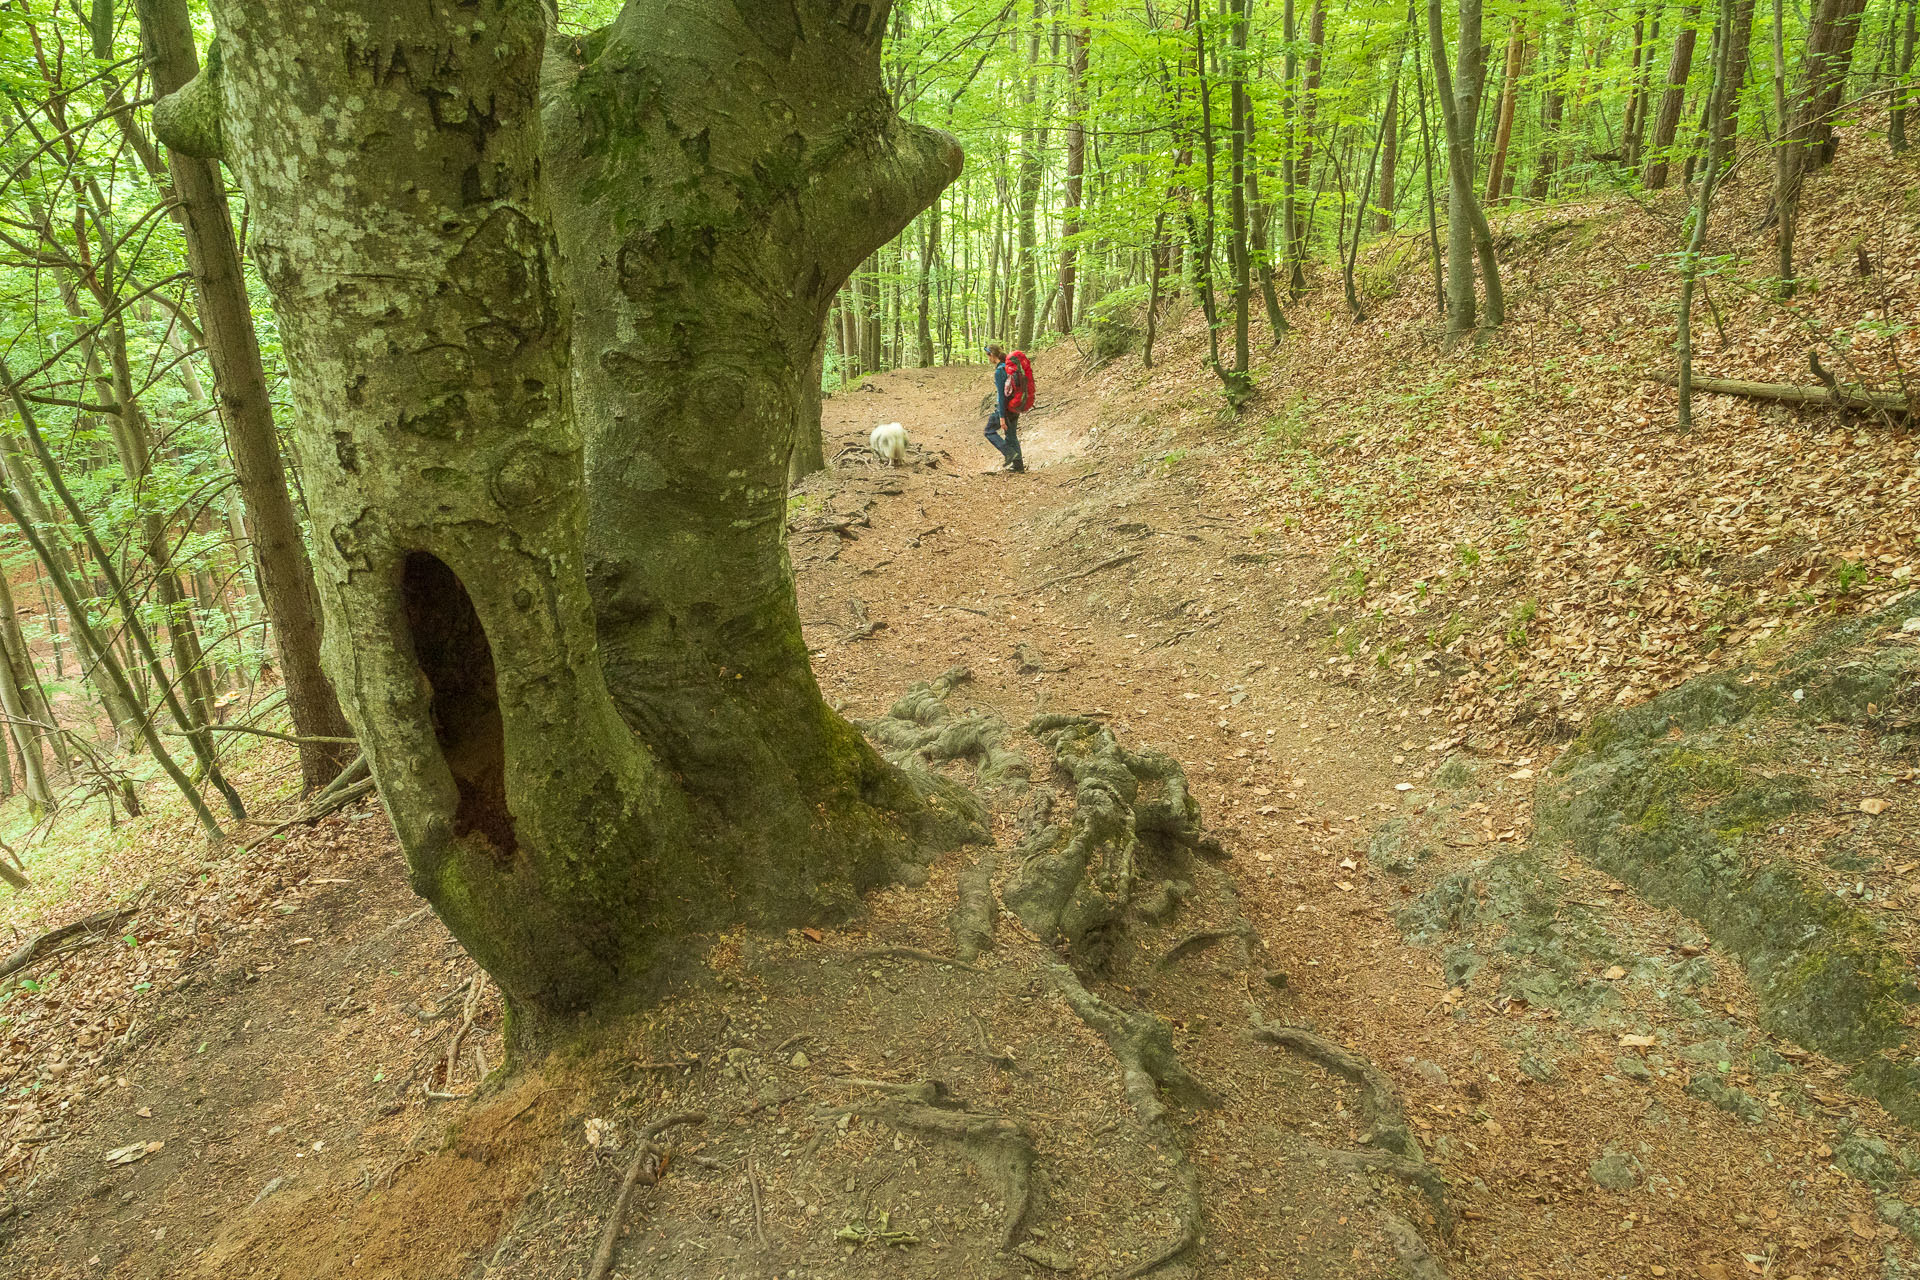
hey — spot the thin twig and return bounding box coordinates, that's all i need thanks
[747,1153,769,1248]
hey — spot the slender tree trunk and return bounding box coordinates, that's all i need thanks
[917,200,938,367]
[1680,0,1738,432]
[1430,0,1504,336]
[0,394,221,840]
[1015,0,1049,349]
[1626,8,1663,167]
[1530,7,1574,199]
[1193,0,1224,375]
[1774,0,1864,290]
[1346,41,1405,320]
[180,0,967,1026]
[1417,37,1447,316]
[1056,0,1090,333]
[1643,2,1702,188]
[1808,0,1872,166]
[138,0,357,792]
[1894,0,1918,152]
[1289,0,1329,294]
[1281,0,1302,296]
[1223,0,1253,395]
[1714,0,1758,156]
[1144,213,1168,369]
[0,571,53,813]
[1377,72,1402,231]
[1484,27,1527,204]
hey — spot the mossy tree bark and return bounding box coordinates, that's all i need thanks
[172,0,963,1032]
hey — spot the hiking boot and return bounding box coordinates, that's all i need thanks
[1010,461,1026,473]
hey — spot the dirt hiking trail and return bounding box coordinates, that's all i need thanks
[2,342,1916,1280]
[799,350,1919,1280]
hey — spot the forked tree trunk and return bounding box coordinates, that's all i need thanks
[1429,0,1505,337]
[137,0,357,792]
[173,0,967,1031]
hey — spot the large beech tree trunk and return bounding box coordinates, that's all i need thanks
[170,0,966,1032]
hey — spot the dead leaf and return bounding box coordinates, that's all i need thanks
[801,928,824,943]
[1618,1034,1656,1048]
[1507,768,1536,781]
[103,1140,162,1166]
[1861,798,1891,815]
[1603,965,1627,981]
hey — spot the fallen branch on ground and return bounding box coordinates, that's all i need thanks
[1654,355,1911,420]
[1,903,139,982]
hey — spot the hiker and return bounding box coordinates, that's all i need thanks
[983,343,1029,474]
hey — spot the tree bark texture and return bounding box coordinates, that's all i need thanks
[181,0,968,1028]
[1805,0,1871,166]
[1377,74,1401,231]
[1430,0,1503,336]
[137,0,357,792]
[1015,0,1049,349]
[1483,28,1526,205]
[1642,3,1701,189]
[1055,0,1089,333]
[1891,0,1916,152]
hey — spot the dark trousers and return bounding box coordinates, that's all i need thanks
[985,412,1023,467]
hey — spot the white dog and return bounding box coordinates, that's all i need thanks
[869,422,909,466]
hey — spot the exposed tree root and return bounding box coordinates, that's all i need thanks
[586,1112,706,1280]
[1155,925,1252,972]
[1251,1022,1418,1157]
[839,1084,1036,1250]
[849,946,979,972]
[1253,1021,1453,1234]
[1329,1148,1454,1235]
[1117,1220,1198,1280]
[1005,715,1223,963]
[1381,1211,1450,1280]
[860,666,1030,791]
[949,851,998,962]
[1049,963,1212,1119]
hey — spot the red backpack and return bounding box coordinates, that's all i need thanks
[1006,350,1036,413]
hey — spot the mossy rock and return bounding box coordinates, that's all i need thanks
[1534,593,1920,1128]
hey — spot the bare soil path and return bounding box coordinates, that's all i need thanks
[805,352,1916,1280]
[2,347,1912,1280]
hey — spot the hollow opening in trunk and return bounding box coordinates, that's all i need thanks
[401,552,517,857]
